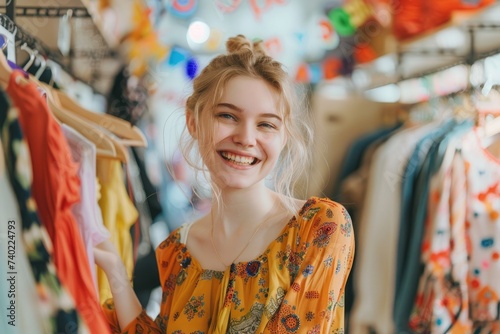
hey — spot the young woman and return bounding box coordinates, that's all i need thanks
[95,35,354,333]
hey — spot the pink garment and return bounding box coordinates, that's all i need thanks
[62,124,110,293]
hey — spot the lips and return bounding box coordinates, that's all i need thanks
[219,151,259,165]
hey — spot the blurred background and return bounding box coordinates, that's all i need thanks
[2,0,500,333]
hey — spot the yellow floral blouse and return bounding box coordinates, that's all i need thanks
[102,197,354,333]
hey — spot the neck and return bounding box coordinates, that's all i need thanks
[211,185,280,236]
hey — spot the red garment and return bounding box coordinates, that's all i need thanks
[392,0,494,40]
[7,71,111,334]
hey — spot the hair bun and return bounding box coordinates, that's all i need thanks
[252,39,267,57]
[226,34,268,57]
[226,35,253,54]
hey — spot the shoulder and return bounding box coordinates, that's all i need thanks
[298,196,353,246]
[298,196,349,221]
[154,226,188,283]
[157,225,183,251]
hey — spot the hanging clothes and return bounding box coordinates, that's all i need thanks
[62,124,111,293]
[0,88,84,333]
[127,147,162,307]
[5,70,111,334]
[350,121,440,334]
[335,122,403,329]
[410,129,500,332]
[409,131,473,333]
[395,120,474,332]
[393,119,459,332]
[332,122,403,201]
[97,159,139,303]
[0,133,46,334]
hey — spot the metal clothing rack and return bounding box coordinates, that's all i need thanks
[0,13,69,73]
[396,23,500,81]
[0,4,117,91]
[1,0,91,22]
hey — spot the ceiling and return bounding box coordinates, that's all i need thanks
[2,0,123,95]
[3,0,500,96]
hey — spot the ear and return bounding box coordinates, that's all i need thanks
[186,110,197,139]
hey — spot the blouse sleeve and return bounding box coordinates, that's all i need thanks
[101,232,182,333]
[102,299,160,334]
[267,198,355,333]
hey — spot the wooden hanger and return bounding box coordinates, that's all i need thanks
[48,86,130,163]
[11,46,127,163]
[41,82,120,160]
[55,90,147,147]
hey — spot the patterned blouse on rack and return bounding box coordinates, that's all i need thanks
[0,89,83,333]
[103,196,355,333]
[410,129,500,333]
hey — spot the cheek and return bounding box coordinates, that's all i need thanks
[264,135,286,158]
[214,123,233,139]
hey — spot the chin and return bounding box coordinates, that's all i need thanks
[212,175,263,191]
[217,180,256,191]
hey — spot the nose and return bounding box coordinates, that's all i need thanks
[233,123,256,147]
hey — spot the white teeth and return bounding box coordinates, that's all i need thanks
[221,152,255,165]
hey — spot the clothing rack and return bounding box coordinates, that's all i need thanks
[0,13,67,71]
[0,12,113,92]
[1,0,91,22]
[4,6,91,19]
[396,23,500,82]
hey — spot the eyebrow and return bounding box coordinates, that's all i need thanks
[216,103,283,122]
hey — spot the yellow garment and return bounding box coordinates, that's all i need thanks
[103,197,354,333]
[97,160,138,303]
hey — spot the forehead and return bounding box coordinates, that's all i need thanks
[220,76,281,113]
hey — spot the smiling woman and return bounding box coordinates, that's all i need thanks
[187,76,287,191]
[96,34,355,334]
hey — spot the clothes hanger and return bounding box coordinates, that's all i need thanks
[20,43,37,72]
[41,81,122,161]
[18,48,125,163]
[480,112,500,146]
[34,53,47,79]
[46,82,129,164]
[0,34,12,86]
[54,90,147,147]
[42,81,129,164]
[472,89,500,149]
[28,50,123,161]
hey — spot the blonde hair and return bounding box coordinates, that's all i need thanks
[179,35,314,214]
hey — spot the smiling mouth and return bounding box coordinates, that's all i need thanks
[219,151,259,165]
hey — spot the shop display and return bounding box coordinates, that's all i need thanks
[2,0,500,333]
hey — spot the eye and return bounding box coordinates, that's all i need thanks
[259,122,277,129]
[216,113,237,121]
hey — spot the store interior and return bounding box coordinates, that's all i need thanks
[2,0,500,333]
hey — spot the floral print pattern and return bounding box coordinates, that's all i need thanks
[411,130,500,333]
[103,197,354,333]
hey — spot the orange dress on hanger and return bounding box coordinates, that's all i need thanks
[7,70,111,334]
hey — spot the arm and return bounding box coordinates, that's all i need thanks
[94,239,143,330]
[267,199,355,333]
